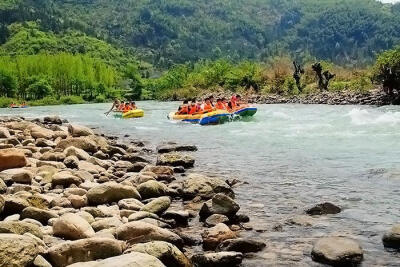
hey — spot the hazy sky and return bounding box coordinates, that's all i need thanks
[380,0,400,3]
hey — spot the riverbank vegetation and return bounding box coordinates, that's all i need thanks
[0,0,400,107]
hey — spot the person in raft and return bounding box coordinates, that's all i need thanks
[105,99,121,115]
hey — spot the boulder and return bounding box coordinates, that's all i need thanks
[118,198,144,211]
[64,146,90,161]
[91,217,123,231]
[68,124,94,137]
[57,137,98,153]
[87,182,141,205]
[68,194,87,209]
[31,126,54,139]
[157,153,195,168]
[3,195,30,215]
[141,196,171,215]
[116,221,183,247]
[21,207,58,225]
[205,214,229,227]
[137,180,168,199]
[0,221,43,238]
[199,193,240,220]
[53,213,95,240]
[64,156,79,169]
[306,202,341,216]
[0,195,4,214]
[217,238,266,253]
[0,179,6,193]
[40,151,66,161]
[44,116,62,125]
[0,126,11,138]
[383,224,400,248]
[156,143,197,153]
[141,165,175,182]
[33,255,52,267]
[52,171,82,187]
[0,168,33,184]
[66,252,165,267]
[286,215,315,227]
[202,223,236,250]
[87,157,111,169]
[311,237,363,266]
[35,138,56,147]
[182,174,234,199]
[128,211,160,222]
[78,161,106,174]
[0,148,27,171]
[126,241,191,267]
[191,252,243,267]
[0,233,46,267]
[37,161,66,169]
[162,210,189,226]
[47,237,124,267]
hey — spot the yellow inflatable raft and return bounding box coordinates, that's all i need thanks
[113,109,144,119]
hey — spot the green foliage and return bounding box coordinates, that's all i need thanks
[0,97,18,108]
[59,95,85,105]
[0,68,17,97]
[373,45,400,92]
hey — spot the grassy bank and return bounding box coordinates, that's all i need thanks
[0,95,92,108]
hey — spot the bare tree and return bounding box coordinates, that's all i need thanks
[293,61,304,92]
[312,62,335,90]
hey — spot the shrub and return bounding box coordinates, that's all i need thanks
[59,95,85,104]
[0,97,18,108]
[94,94,107,103]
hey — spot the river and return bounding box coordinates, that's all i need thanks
[1,101,400,266]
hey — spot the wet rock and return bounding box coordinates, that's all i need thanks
[217,238,266,253]
[157,152,195,168]
[205,214,229,227]
[125,241,191,267]
[44,116,62,125]
[52,171,82,187]
[57,137,98,153]
[191,252,243,267]
[202,223,237,250]
[68,124,94,137]
[183,174,234,200]
[53,213,95,240]
[287,215,315,227]
[142,165,175,182]
[162,210,189,226]
[91,217,123,231]
[121,154,150,164]
[0,148,27,171]
[116,221,183,247]
[129,162,147,172]
[157,143,197,153]
[64,156,79,169]
[47,237,125,267]
[128,211,160,222]
[64,146,90,161]
[311,237,363,266]
[306,202,341,216]
[199,193,240,220]
[66,252,165,267]
[87,182,141,205]
[141,196,171,215]
[383,224,400,248]
[0,221,43,238]
[21,207,58,225]
[137,180,168,199]
[0,233,46,267]
[118,198,144,211]
[0,168,33,184]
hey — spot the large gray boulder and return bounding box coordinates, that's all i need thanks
[199,193,240,220]
[182,174,234,199]
[125,241,191,267]
[140,196,171,215]
[137,180,168,199]
[53,213,95,240]
[311,237,363,266]
[116,221,183,247]
[383,224,400,248]
[191,252,243,267]
[0,233,46,267]
[68,124,94,137]
[0,221,43,238]
[30,126,54,139]
[56,137,98,153]
[87,182,141,205]
[66,252,165,267]
[52,171,82,187]
[47,237,125,267]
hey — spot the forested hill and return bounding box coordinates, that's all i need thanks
[1,0,400,67]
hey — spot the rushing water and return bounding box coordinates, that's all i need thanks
[2,102,400,266]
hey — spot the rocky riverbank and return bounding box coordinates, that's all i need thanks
[0,116,399,267]
[205,89,400,106]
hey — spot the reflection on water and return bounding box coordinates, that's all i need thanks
[2,102,400,265]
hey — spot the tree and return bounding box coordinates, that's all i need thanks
[312,62,335,90]
[0,68,17,97]
[27,76,53,99]
[293,61,304,92]
[124,64,143,100]
[373,46,400,95]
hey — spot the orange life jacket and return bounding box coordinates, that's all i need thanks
[203,103,213,112]
[178,105,188,114]
[216,102,225,110]
[188,105,197,114]
[123,105,131,113]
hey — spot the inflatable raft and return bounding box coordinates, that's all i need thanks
[168,110,231,125]
[233,107,257,117]
[113,109,144,119]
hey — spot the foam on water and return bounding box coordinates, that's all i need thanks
[348,107,400,126]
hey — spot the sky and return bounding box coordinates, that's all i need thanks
[379,0,400,3]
